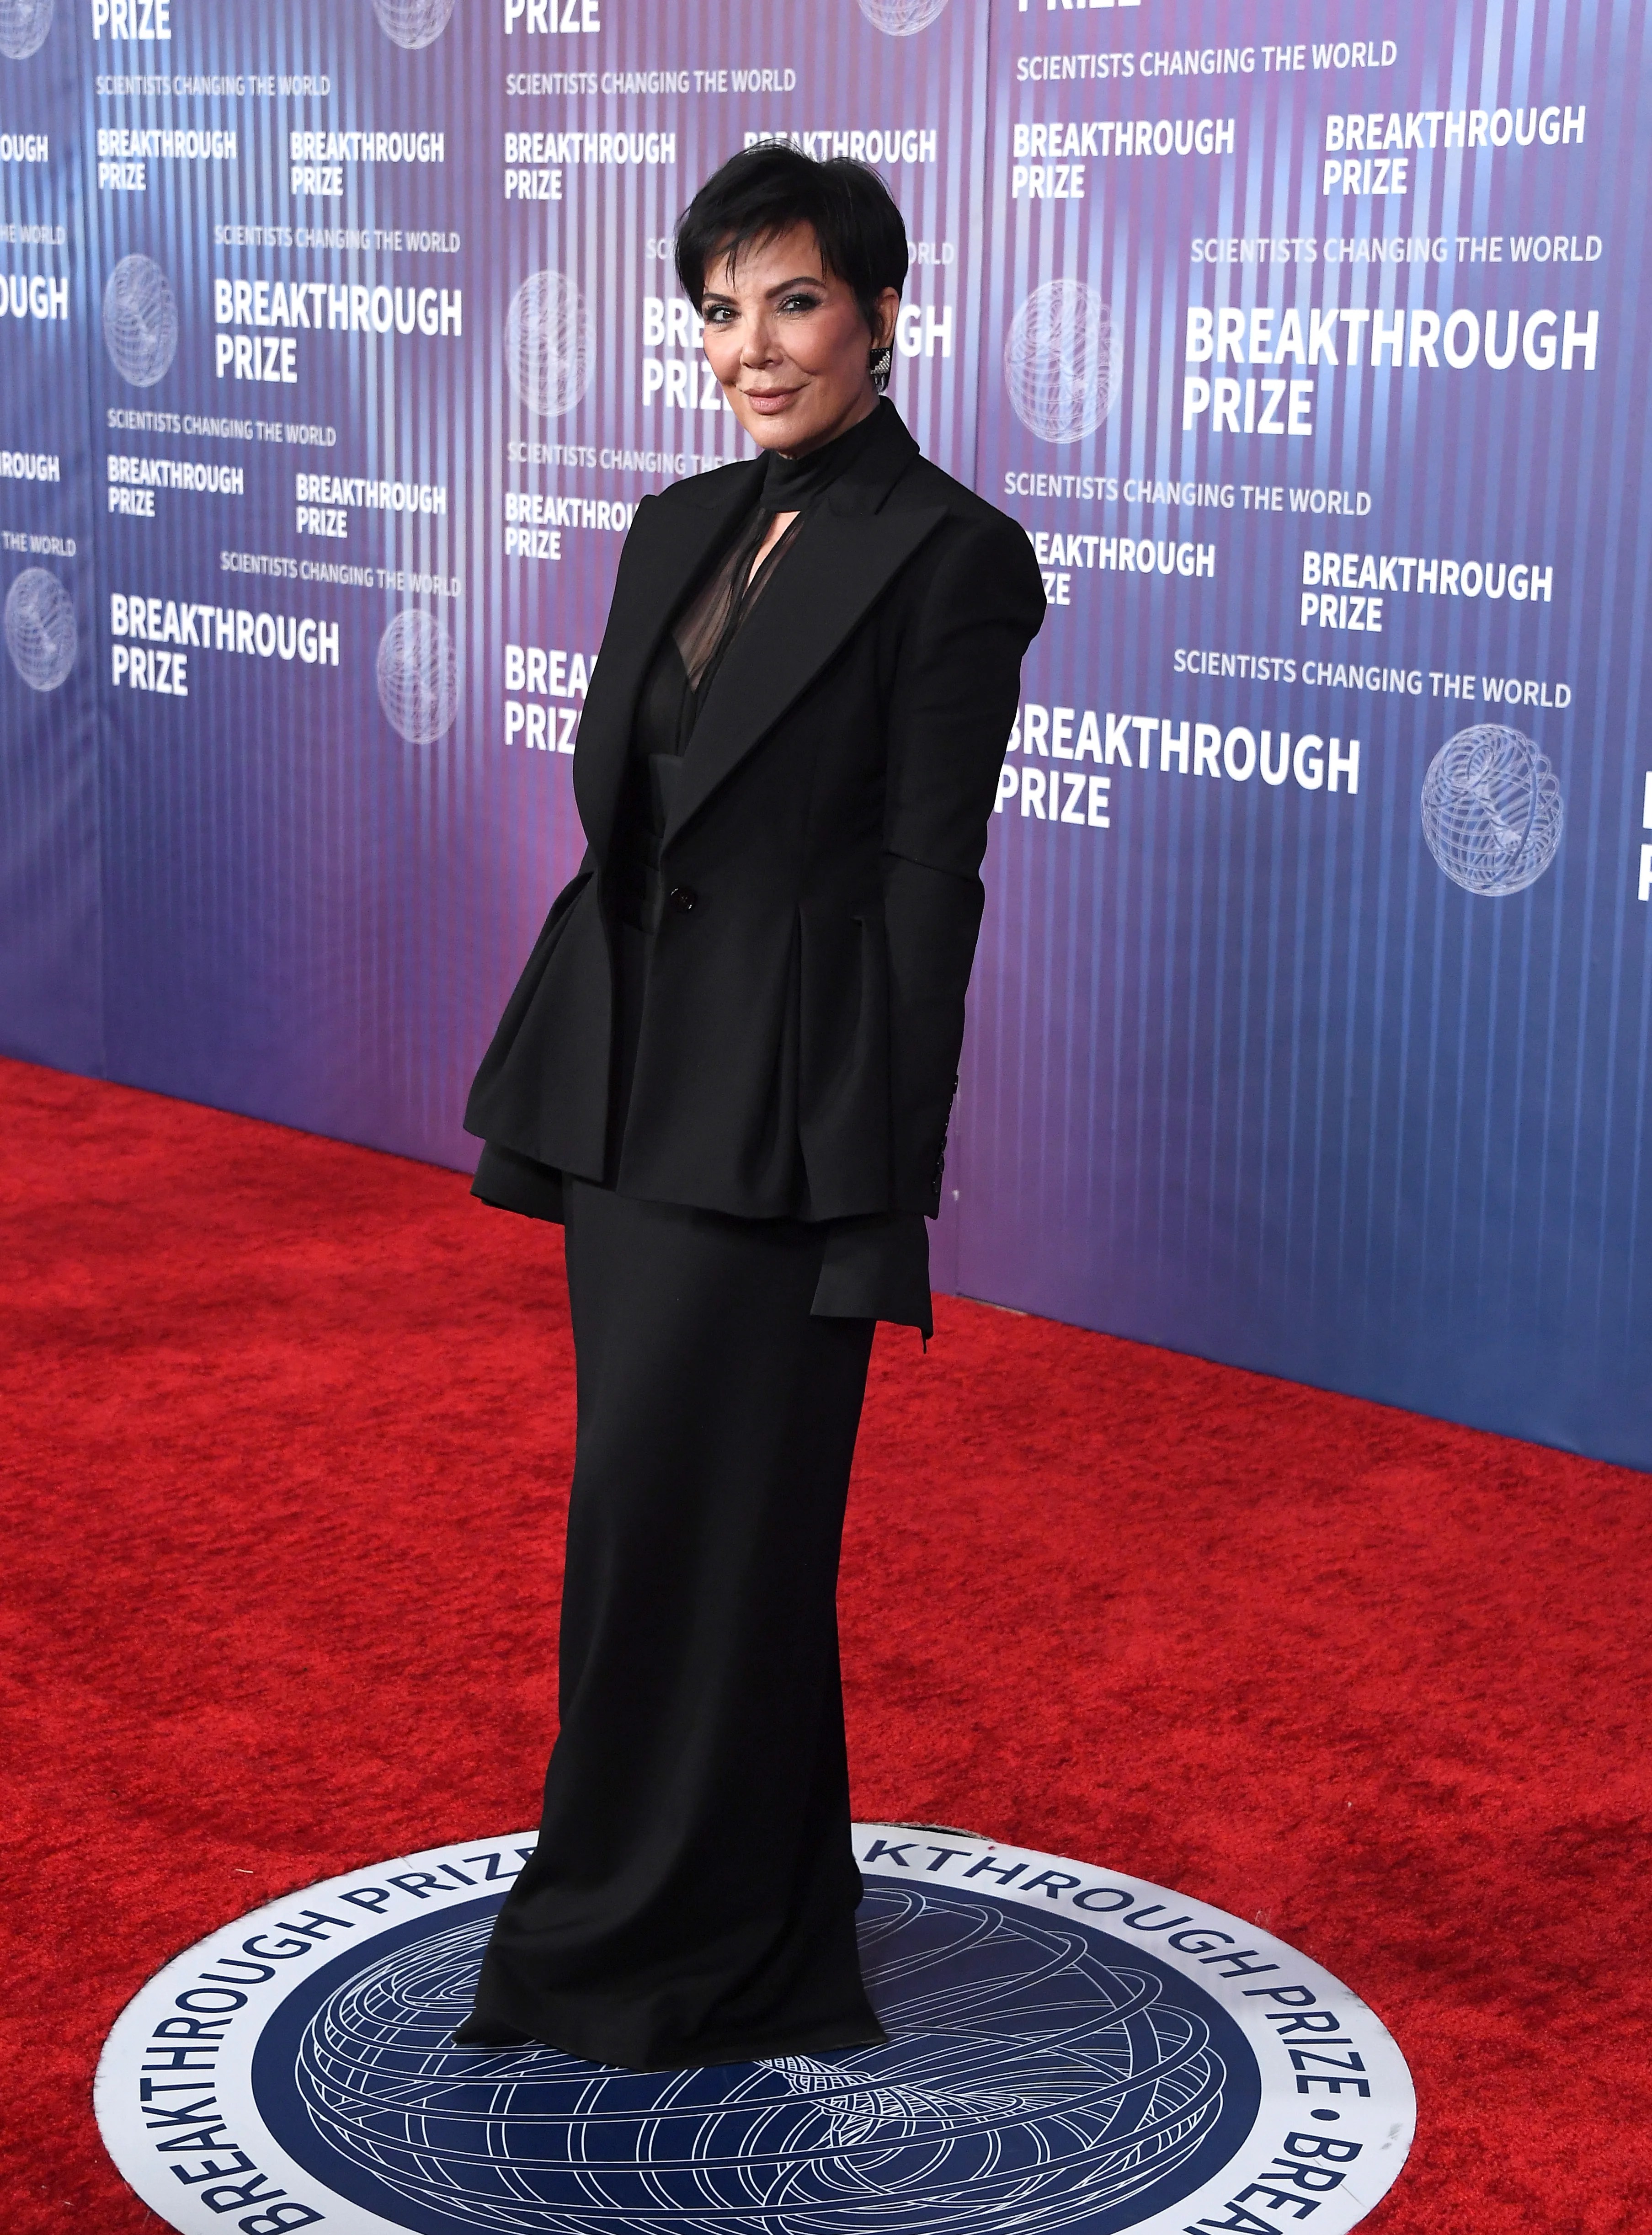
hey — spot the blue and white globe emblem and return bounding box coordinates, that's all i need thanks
[1004,282,1119,445]
[506,269,594,420]
[265,1886,1243,2235]
[857,0,950,35]
[102,253,178,387]
[378,609,460,743]
[0,0,53,59]
[4,566,76,690]
[1421,723,1564,896]
[95,1830,1416,2235]
[372,0,455,48]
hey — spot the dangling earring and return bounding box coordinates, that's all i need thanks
[869,341,893,392]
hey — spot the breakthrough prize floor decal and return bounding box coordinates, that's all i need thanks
[96,1824,1415,2235]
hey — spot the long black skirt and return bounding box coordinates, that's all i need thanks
[459,1174,884,2070]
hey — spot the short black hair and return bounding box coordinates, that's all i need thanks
[675,144,909,334]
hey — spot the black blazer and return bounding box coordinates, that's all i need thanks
[465,404,1045,1222]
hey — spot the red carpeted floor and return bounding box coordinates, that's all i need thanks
[1,1054,1647,2232]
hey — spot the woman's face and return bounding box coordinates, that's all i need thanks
[698,222,899,457]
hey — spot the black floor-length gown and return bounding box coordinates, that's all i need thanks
[458,407,928,2070]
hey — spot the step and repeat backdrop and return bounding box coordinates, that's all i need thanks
[2,0,1649,1466]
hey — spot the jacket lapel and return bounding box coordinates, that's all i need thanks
[573,460,762,868]
[662,500,946,846]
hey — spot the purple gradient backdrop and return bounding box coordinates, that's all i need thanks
[1,0,1650,1464]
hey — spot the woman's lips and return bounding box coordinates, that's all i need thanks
[742,388,801,415]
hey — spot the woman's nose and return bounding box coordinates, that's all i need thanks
[740,318,780,366]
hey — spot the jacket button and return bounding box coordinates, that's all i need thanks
[667,885,698,915]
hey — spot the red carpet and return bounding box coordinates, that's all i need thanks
[1,1054,1646,2233]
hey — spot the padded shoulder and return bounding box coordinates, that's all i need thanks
[884,449,1031,541]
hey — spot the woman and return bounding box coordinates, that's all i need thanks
[457,146,1044,2071]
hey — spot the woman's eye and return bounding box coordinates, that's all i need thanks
[781,293,824,314]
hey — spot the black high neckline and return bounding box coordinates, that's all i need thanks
[758,398,891,513]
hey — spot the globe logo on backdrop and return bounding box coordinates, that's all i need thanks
[282,1887,1231,2235]
[377,609,460,742]
[1420,723,1565,896]
[102,253,178,387]
[0,0,53,60]
[505,269,595,419]
[4,567,76,690]
[857,0,951,35]
[96,1829,1415,2235]
[372,0,455,48]
[1004,280,1119,444]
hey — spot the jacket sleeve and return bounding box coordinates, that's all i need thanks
[881,508,1045,1214]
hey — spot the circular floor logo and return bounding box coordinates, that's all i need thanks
[96,1825,1413,2235]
